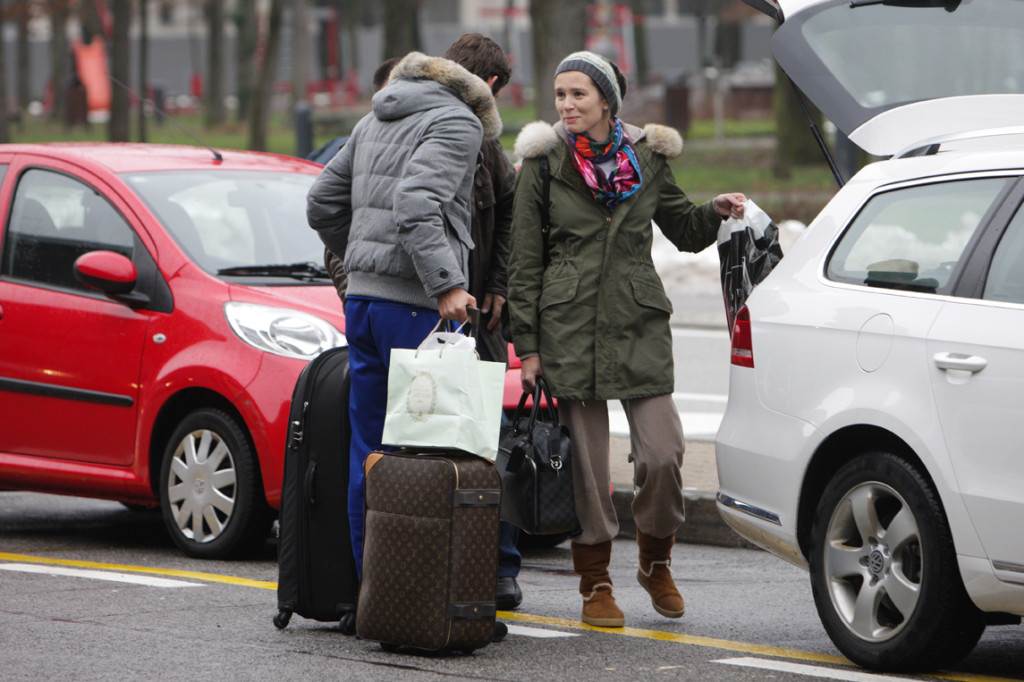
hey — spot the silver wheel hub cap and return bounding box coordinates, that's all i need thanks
[167,429,237,544]
[866,547,889,581]
[824,482,922,642]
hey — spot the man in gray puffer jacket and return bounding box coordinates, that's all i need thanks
[306,51,502,574]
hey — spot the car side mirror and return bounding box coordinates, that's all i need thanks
[74,250,138,297]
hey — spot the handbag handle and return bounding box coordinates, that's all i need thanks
[510,375,558,437]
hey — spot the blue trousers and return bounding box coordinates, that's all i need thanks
[344,297,521,579]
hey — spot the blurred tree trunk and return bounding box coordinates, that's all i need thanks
[530,0,588,122]
[336,0,360,79]
[773,64,824,179]
[234,0,257,122]
[15,0,29,120]
[714,20,741,69]
[291,0,309,106]
[48,0,69,123]
[137,0,148,141]
[79,0,104,44]
[107,0,130,141]
[247,0,283,151]
[382,0,419,60]
[204,0,225,127]
[0,1,9,142]
[695,0,708,71]
[629,0,649,86]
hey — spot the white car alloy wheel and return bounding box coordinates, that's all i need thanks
[159,408,270,559]
[166,428,237,544]
[809,452,985,671]
[823,481,921,642]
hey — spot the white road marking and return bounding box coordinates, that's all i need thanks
[672,326,730,339]
[609,409,722,440]
[505,624,578,639]
[674,391,729,405]
[0,563,202,588]
[714,657,911,681]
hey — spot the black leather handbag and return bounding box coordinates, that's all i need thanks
[496,378,581,537]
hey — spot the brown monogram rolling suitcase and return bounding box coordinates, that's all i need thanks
[356,451,500,654]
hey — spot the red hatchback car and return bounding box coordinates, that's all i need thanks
[0,143,523,559]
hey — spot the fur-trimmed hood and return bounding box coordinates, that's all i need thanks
[375,52,502,139]
[513,120,683,160]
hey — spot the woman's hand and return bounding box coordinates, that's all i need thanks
[521,355,543,393]
[713,193,747,219]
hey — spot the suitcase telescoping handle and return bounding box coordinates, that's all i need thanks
[304,462,317,506]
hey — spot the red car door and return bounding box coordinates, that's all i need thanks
[0,157,156,467]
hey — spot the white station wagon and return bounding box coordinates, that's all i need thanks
[716,0,1024,671]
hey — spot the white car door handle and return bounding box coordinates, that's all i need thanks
[933,352,987,373]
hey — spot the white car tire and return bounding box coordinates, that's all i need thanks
[808,451,984,671]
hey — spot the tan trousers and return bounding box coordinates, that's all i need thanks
[559,394,685,546]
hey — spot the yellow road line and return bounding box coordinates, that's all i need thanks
[0,552,276,591]
[498,610,847,664]
[1,551,1017,682]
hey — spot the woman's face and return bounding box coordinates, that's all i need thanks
[554,71,609,138]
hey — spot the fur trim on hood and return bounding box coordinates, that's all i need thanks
[389,52,502,139]
[642,124,684,159]
[513,121,561,160]
[513,121,684,160]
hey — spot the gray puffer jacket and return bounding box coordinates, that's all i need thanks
[307,52,502,309]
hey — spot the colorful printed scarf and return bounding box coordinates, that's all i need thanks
[569,119,643,209]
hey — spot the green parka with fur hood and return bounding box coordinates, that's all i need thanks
[509,121,722,401]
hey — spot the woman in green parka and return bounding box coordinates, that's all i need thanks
[509,51,745,628]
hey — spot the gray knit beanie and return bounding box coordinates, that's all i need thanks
[554,51,622,117]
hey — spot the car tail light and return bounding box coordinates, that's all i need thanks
[507,342,522,369]
[731,306,754,368]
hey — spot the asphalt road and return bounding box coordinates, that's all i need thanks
[1,492,1021,681]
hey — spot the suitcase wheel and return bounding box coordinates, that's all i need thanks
[273,609,292,630]
[338,612,356,635]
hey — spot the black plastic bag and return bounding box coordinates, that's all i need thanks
[718,200,785,331]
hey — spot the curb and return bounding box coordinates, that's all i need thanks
[612,485,757,550]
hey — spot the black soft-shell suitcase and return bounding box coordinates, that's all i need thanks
[356,451,501,654]
[273,346,358,632]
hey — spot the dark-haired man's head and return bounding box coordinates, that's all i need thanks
[373,57,400,92]
[444,33,511,96]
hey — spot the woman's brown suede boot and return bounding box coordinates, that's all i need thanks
[571,541,624,628]
[636,530,685,618]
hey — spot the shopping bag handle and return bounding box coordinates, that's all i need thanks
[420,307,480,345]
[416,315,477,358]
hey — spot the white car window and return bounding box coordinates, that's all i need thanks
[826,178,1009,295]
[124,171,320,273]
[983,206,1024,305]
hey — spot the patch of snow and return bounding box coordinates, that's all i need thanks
[651,219,807,297]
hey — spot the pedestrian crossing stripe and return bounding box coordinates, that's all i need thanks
[715,657,916,682]
[0,562,201,587]
[505,624,577,639]
[0,552,275,590]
